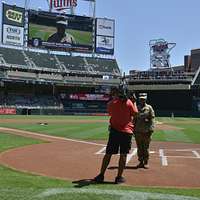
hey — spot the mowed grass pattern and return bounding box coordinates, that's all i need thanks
[152,117,200,143]
[0,115,200,143]
[0,115,109,140]
[0,132,42,153]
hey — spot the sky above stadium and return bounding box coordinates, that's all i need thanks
[1,0,200,74]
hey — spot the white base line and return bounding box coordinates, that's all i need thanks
[192,150,200,158]
[126,148,137,165]
[162,148,200,151]
[166,156,199,158]
[95,147,106,155]
[159,149,168,166]
[176,149,200,151]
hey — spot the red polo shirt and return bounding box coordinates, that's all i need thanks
[107,98,138,134]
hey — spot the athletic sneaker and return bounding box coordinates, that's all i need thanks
[144,164,149,169]
[115,176,126,184]
[93,174,104,183]
[144,160,149,169]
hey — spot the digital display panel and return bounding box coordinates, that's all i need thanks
[28,10,93,53]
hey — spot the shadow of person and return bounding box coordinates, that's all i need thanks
[107,166,118,170]
[72,179,115,188]
[72,179,94,188]
[125,166,140,170]
[108,166,139,170]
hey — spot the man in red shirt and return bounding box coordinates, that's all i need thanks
[94,86,138,184]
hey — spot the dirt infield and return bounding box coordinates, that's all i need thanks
[0,127,200,188]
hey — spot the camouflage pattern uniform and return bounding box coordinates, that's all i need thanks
[134,102,155,166]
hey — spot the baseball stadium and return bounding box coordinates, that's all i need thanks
[0,0,200,200]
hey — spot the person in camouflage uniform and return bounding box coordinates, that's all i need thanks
[134,93,155,168]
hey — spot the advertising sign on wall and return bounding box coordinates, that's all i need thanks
[95,18,115,55]
[95,35,114,54]
[96,18,114,37]
[3,24,24,45]
[49,0,77,11]
[0,108,16,115]
[2,3,25,46]
[63,93,110,101]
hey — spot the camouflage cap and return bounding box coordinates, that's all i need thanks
[139,93,147,99]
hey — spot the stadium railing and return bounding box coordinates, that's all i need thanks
[7,71,37,80]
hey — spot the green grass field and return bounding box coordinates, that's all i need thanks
[0,115,200,200]
[0,115,200,143]
[154,117,200,143]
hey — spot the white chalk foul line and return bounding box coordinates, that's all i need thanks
[95,147,137,164]
[192,150,200,158]
[95,146,106,155]
[126,148,137,165]
[159,149,168,166]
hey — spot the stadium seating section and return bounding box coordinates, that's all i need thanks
[0,46,120,76]
[2,93,62,109]
[130,70,189,80]
[1,46,200,116]
[128,69,194,84]
[25,51,60,70]
[56,55,87,72]
[0,91,109,114]
[85,57,120,74]
[0,47,27,66]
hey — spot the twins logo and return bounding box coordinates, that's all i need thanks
[49,0,77,10]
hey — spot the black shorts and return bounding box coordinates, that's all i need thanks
[106,128,133,154]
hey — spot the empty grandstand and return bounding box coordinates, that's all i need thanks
[127,47,200,117]
[0,45,121,115]
[0,45,120,75]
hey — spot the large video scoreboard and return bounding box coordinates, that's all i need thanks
[28,10,93,53]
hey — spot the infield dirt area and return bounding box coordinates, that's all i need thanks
[0,123,200,188]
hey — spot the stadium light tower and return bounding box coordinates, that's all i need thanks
[24,0,30,10]
[149,38,176,69]
[82,0,96,17]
